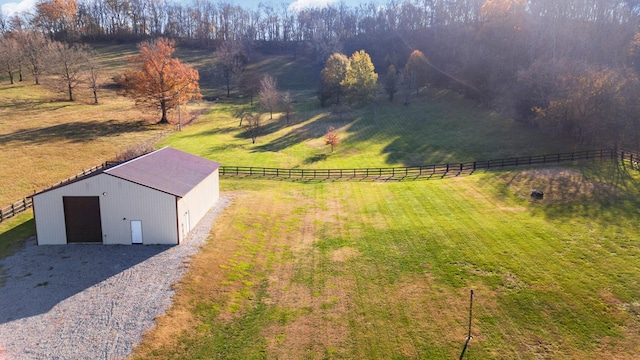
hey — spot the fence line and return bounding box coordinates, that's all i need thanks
[0,161,121,224]
[220,149,617,180]
[0,148,635,224]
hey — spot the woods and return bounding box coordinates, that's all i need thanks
[2,0,640,146]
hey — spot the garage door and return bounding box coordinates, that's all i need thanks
[63,196,103,243]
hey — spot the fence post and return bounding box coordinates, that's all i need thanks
[473,162,476,171]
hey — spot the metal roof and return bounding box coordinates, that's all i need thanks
[104,147,220,197]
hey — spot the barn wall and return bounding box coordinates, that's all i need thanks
[33,174,178,245]
[176,169,220,243]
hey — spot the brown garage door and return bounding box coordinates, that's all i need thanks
[63,196,103,243]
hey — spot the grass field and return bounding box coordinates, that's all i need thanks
[136,84,640,358]
[132,167,640,359]
[1,45,639,359]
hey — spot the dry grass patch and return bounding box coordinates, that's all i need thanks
[0,81,211,206]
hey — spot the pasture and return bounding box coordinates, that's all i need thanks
[135,87,639,358]
[0,47,639,359]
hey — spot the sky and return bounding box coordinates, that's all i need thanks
[1,0,364,17]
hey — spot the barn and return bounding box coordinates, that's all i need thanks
[32,147,220,245]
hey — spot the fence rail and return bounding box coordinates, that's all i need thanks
[0,148,633,224]
[0,161,121,224]
[220,149,617,180]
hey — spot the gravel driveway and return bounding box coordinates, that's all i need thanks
[0,196,231,360]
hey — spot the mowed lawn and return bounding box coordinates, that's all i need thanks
[133,168,640,359]
[137,90,640,358]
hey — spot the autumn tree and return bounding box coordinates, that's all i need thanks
[48,41,88,101]
[34,0,79,40]
[534,67,638,147]
[119,38,201,124]
[258,74,279,119]
[404,50,429,96]
[384,64,399,101]
[325,126,340,152]
[319,52,349,107]
[341,50,378,105]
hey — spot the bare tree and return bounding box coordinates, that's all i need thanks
[20,31,51,85]
[216,41,246,97]
[0,36,19,84]
[239,70,261,105]
[243,112,261,143]
[48,41,88,101]
[258,74,279,119]
[84,50,103,104]
[280,91,295,125]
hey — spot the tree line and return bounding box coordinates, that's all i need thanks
[3,0,640,148]
[0,31,103,103]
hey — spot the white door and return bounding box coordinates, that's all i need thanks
[183,211,190,237]
[131,220,143,244]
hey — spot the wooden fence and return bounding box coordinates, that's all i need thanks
[0,161,120,224]
[220,149,617,180]
[0,148,633,224]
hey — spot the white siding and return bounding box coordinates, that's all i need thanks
[176,169,220,243]
[33,174,178,245]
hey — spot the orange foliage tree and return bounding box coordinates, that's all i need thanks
[325,126,340,152]
[35,0,78,40]
[119,38,201,124]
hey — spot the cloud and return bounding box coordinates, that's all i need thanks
[288,0,339,11]
[1,0,37,16]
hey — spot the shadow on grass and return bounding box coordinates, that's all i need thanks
[485,162,640,225]
[0,120,151,145]
[0,217,35,260]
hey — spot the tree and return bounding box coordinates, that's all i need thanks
[84,50,103,104]
[216,41,246,97]
[20,31,51,85]
[239,70,261,105]
[341,50,378,105]
[48,41,88,101]
[0,36,19,84]
[243,112,262,143]
[404,50,429,96]
[119,38,201,124]
[384,64,399,101]
[319,52,349,107]
[258,74,279,119]
[34,0,79,41]
[280,91,295,124]
[325,126,340,152]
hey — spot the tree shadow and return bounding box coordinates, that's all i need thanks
[483,163,640,226]
[304,153,328,164]
[243,114,332,153]
[0,120,151,145]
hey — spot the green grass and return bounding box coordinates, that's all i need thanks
[160,88,584,169]
[135,171,640,359]
[0,212,35,259]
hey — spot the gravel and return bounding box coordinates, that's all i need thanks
[0,196,231,360]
